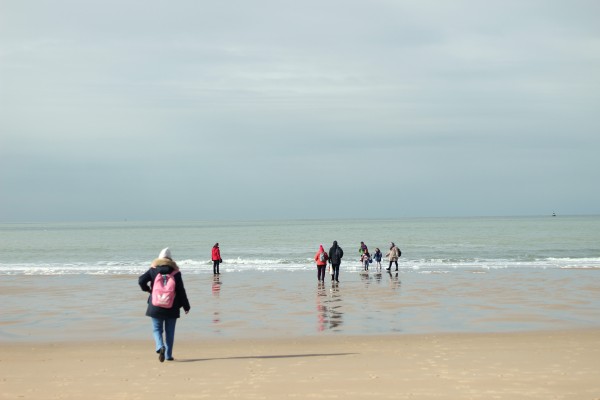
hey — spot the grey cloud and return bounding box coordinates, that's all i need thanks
[1,0,599,221]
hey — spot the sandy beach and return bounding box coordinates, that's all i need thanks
[1,236,599,399]
[2,330,599,399]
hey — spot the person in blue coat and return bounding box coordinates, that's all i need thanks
[373,248,383,271]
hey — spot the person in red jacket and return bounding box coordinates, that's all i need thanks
[211,243,222,275]
[314,244,329,282]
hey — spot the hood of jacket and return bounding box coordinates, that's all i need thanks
[150,257,179,271]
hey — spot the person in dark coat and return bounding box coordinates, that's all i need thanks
[138,247,191,362]
[328,240,344,283]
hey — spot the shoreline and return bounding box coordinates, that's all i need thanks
[3,329,599,399]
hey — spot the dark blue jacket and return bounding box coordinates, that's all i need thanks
[328,242,344,265]
[138,262,191,319]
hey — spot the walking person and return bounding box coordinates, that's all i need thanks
[138,247,191,362]
[385,242,402,271]
[211,243,222,275]
[373,248,383,271]
[328,240,344,283]
[314,244,328,282]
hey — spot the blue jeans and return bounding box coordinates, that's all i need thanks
[151,317,177,359]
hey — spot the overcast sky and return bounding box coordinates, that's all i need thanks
[1,0,599,222]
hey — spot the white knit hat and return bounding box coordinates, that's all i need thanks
[159,247,172,259]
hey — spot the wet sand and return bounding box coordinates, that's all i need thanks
[1,268,600,341]
[2,330,600,399]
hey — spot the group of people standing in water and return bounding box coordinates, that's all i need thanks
[314,241,402,282]
[215,240,402,283]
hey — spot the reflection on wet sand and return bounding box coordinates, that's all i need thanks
[4,266,600,342]
[359,271,371,285]
[212,276,222,297]
[316,282,343,332]
[212,276,222,334]
[387,271,401,290]
[360,270,400,290]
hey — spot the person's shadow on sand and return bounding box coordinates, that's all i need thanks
[175,352,357,363]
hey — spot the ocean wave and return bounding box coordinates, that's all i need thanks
[1,256,599,275]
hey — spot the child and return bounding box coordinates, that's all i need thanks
[361,251,371,271]
[373,248,382,271]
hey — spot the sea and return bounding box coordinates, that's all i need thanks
[1,216,599,342]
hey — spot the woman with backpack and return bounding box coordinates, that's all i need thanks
[385,242,402,272]
[138,247,191,362]
[314,244,329,282]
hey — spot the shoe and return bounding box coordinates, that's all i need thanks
[166,357,175,361]
[395,269,398,271]
[385,268,390,271]
[158,346,165,363]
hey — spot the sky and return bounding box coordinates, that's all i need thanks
[1,0,599,222]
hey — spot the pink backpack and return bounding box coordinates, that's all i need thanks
[152,271,179,308]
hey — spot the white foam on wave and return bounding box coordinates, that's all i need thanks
[2,256,600,275]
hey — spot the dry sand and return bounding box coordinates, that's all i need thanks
[2,330,599,399]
